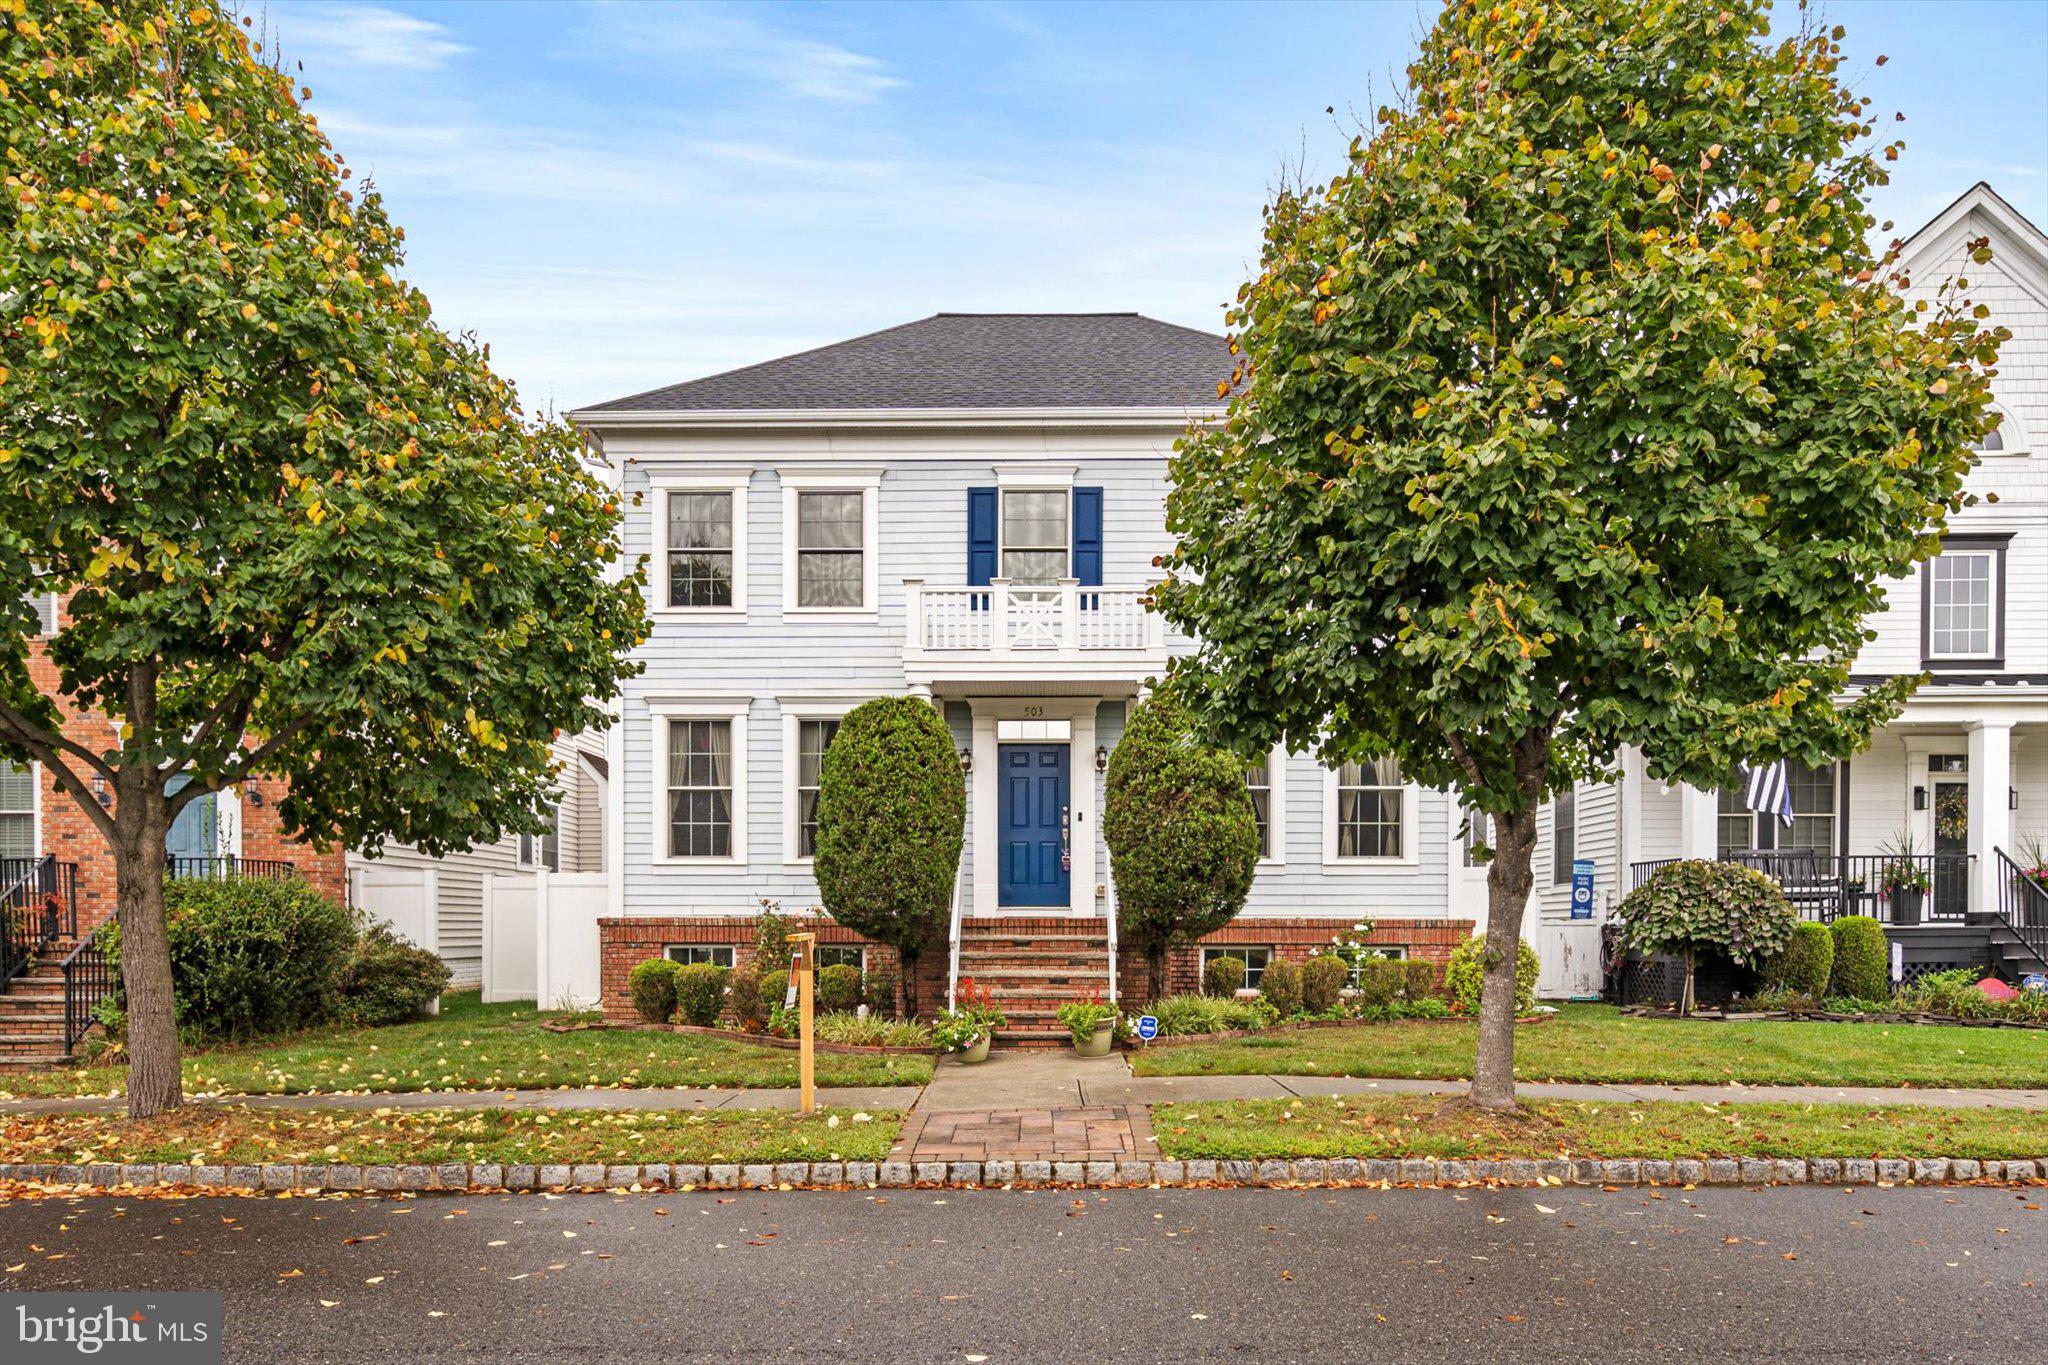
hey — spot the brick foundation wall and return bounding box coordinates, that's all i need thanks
[598,916,948,1023]
[1118,917,1474,1003]
[599,914,1476,1019]
[25,597,346,930]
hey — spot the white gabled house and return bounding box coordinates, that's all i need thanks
[570,313,1474,1039]
[1537,183,2048,1000]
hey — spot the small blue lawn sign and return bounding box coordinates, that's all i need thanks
[1135,1014,1159,1042]
[1569,859,1595,921]
[2024,974,2047,994]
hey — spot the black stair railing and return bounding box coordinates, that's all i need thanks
[60,932,116,1050]
[1993,848,2048,970]
[3,855,78,985]
[166,856,298,880]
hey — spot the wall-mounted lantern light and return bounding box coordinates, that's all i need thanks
[1912,785,1928,811]
[1095,745,1110,773]
[958,747,973,774]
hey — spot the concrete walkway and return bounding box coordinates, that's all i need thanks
[5,1050,2045,1116]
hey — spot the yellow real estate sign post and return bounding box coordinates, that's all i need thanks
[787,932,816,1113]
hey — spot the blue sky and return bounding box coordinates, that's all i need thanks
[259,0,2048,412]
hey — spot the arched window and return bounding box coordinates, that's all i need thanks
[1973,401,2030,456]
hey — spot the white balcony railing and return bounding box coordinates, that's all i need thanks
[904,578,1161,656]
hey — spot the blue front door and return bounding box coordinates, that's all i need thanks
[998,744,1070,907]
[165,775,216,866]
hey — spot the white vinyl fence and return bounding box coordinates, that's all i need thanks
[1535,921,1605,1000]
[486,871,606,1011]
[351,865,437,956]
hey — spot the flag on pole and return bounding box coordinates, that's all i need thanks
[1741,760,1796,829]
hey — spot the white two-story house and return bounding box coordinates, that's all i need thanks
[570,313,1475,1037]
[1527,183,2048,1000]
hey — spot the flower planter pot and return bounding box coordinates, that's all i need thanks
[1889,886,1924,926]
[1074,1021,1114,1059]
[956,1034,991,1064]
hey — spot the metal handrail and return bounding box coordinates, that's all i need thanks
[945,852,966,1012]
[1104,860,1119,1007]
[1993,848,2048,968]
[1629,851,1974,922]
[3,856,78,985]
[58,930,116,1050]
[167,856,298,880]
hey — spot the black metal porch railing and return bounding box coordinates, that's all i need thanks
[60,932,116,1050]
[3,855,79,985]
[1993,848,2048,968]
[1627,852,1975,924]
[166,856,298,881]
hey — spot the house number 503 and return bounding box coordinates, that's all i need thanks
[1021,706,1043,718]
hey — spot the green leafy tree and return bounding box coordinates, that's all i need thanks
[1103,694,1260,999]
[1616,860,1796,1014]
[1156,0,2001,1108]
[812,697,965,1016]
[0,3,644,1117]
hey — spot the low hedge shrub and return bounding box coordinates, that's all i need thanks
[1763,921,1834,997]
[674,962,731,1026]
[1202,954,1247,997]
[335,923,451,1027]
[1443,935,1541,1017]
[817,963,863,1013]
[1259,958,1303,1016]
[1353,959,1407,1010]
[814,1012,934,1048]
[1403,959,1444,1000]
[1149,993,1278,1036]
[1300,954,1347,1014]
[1827,916,1890,1001]
[628,958,683,1024]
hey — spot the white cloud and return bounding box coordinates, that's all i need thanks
[575,3,905,103]
[274,3,470,72]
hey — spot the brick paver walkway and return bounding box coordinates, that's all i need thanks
[891,1105,1156,1163]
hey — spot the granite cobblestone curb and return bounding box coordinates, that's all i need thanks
[3,1156,2045,1194]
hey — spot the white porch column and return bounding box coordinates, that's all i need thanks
[1678,783,1719,861]
[1967,719,2015,917]
[971,709,998,917]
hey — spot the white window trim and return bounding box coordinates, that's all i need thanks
[0,757,40,861]
[1976,400,2031,457]
[1551,785,1576,885]
[1321,764,1420,867]
[992,464,1078,490]
[664,944,737,968]
[779,470,880,618]
[782,700,860,865]
[1926,547,2000,662]
[650,699,750,866]
[651,473,749,618]
[995,484,1073,585]
[515,802,561,871]
[1202,944,1273,990]
[1249,743,1286,868]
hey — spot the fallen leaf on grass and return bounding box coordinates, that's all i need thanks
[318,1300,339,1309]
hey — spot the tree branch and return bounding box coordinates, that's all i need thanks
[0,700,118,782]
[0,721,116,840]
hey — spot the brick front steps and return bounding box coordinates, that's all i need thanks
[4,1155,2042,1194]
[955,921,1113,1047]
[0,948,83,1072]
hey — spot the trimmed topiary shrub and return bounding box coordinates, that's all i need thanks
[629,957,683,1024]
[1354,958,1406,1009]
[1104,693,1261,998]
[817,963,863,1014]
[98,875,358,1041]
[1300,954,1347,1014]
[1827,915,1890,1001]
[1616,859,1797,1013]
[813,697,966,1017]
[674,962,730,1026]
[1403,959,1443,1000]
[1444,935,1540,1017]
[1259,957,1302,1016]
[336,923,451,1026]
[1202,954,1246,997]
[1764,921,1835,997]
[724,958,766,1029]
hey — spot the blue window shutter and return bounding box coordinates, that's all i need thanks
[1073,487,1103,586]
[967,487,998,586]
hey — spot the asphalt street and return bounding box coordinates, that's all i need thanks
[2,1184,2043,1362]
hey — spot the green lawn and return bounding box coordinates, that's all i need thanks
[1131,1003,2048,1089]
[1154,1095,2048,1162]
[0,993,934,1100]
[0,1104,903,1168]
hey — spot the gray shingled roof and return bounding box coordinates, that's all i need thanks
[579,313,1231,414]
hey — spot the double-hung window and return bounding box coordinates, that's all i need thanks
[659,707,747,861]
[1244,753,1275,861]
[1331,757,1406,860]
[1923,539,2006,666]
[517,802,561,872]
[0,760,34,859]
[1001,490,1069,583]
[1461,807,1491,867]
[1719,762,1837,857]
[794,717,840,859]
[782,472,878,613]
[656,476,748,614]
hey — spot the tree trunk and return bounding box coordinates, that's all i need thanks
[1469,803,1539,1112]
[114,783,182,1119]
[1147,945,1166,1003]
[901,949,919,1020]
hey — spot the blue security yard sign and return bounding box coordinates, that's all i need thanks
[2024,974,2048,994]
[1570,859,1595,920]
[1135,1014,1159,1042]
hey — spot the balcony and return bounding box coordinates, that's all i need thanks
[902,579,1167,693]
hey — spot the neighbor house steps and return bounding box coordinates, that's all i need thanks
[0,947,82,1071]
[954,920,1114,1049]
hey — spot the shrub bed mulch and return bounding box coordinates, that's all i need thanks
[544,1020,933,1056]
[1130,1013,1552,1049]
[1621,1005,2048,1031]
